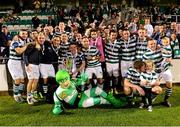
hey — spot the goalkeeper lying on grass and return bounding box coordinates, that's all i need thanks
[53,70,127,115]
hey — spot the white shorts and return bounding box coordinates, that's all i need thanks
[26,64,40,79]
[121,61,133,78]
[160,69,172,82]
[85,66,103,79]
[39,64,55,78]
[58,63,66,70]
[7,59,25,80]
[106,62,119,77]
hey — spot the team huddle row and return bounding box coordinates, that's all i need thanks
[7,27,173,114]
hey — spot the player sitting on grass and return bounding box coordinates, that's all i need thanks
[52,70,126,115]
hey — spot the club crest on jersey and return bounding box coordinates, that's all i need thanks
[59,91,67,99]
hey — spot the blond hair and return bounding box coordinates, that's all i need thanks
[38,32,45,37]
[145,60,155,71]
[161,37,170,45]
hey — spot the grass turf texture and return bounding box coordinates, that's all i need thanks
[0,86,180,126]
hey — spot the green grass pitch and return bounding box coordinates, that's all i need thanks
[0,86,180,126]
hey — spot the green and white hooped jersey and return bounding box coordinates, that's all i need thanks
[143,48,163,73]
[82,46,101,67]
[162,46,172,58]
[58,42,70,64]
[9,40,26,60]
[135,38,148,60]
[140,71,158,88]
[55,82,78,105]
[67,52,85,69]
[105,40,121,63]
[161,45,172,72]
[119,37,136,61]
[126,67,141,86]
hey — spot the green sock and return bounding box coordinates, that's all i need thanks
[19,83,24,95]
[13,84,19,95]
